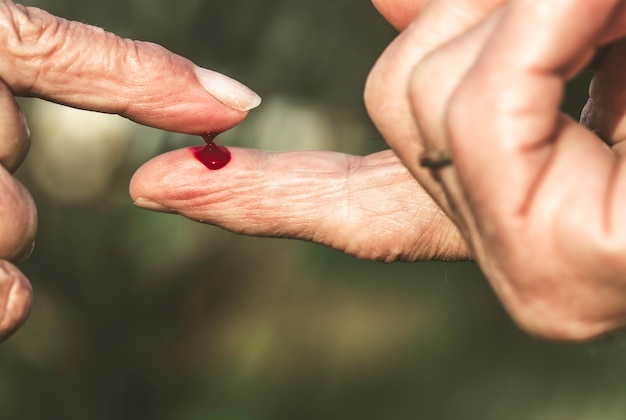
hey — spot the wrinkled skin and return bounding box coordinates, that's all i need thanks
[366,0,626,341]
[135,0,626,341]
[0,0,466,341]
[0,0,252,340]
[4,0,626,342]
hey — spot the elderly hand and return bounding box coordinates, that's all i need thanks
[128,0,469,263]
[0,77,35,342]
[0,0,261,340]
[366,0,626,341]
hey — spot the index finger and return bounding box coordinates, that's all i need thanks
[0,2,261,134]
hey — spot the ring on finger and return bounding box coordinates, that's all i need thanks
[419,149,453,168]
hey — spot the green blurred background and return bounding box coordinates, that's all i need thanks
[3,1,626,419]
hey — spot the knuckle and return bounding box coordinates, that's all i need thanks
[364,49,423,157]
[364,44,414,133]
[407,52,441,121]
[0,2,69,91]
[363,60,386,126]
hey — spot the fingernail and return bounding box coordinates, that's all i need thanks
[133,198,176,214]
[17,240,35,262]
[194,66,262,112]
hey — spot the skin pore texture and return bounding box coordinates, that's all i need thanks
[5,0,626,343]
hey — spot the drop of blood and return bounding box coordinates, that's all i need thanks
[194,132,231,170]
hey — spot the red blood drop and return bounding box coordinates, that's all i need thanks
[194,132,231,170]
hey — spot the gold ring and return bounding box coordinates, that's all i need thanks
[419,149,453,168]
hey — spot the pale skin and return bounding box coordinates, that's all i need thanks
[1,0,625,342]
[366,0,626,340]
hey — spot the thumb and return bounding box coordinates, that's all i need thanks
[0,2,261,134]
[129,147,470,262]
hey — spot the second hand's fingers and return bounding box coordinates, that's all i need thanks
[408,9,502,227]
[0,260,32,342]
[446,0,624,223]
[130,148,469,262]
[0,80,29,172]
[0,2,260,134]
[365,0,505,207]
[0,164,37,261]
[433,0,626,339]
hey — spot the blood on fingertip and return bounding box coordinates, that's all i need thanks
[193,132,231,170]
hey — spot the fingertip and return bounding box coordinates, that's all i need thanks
[194,66,262,113]
[371,0,427,30]
[129,146,213,204]
[0,261,32,342]
[118,47,254,134]
[129,145,269,221]
[0,172,38,262]
[0,81,30,173]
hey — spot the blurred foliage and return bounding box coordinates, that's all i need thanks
[1,1,625,419]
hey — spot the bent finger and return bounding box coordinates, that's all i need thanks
[0,260,32,342]
[0,165,37,260]
[130,147,469,262]
[409,10,502,229]
[365,0,505,207]
[0,80,29,171]
[446,0,623,223]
